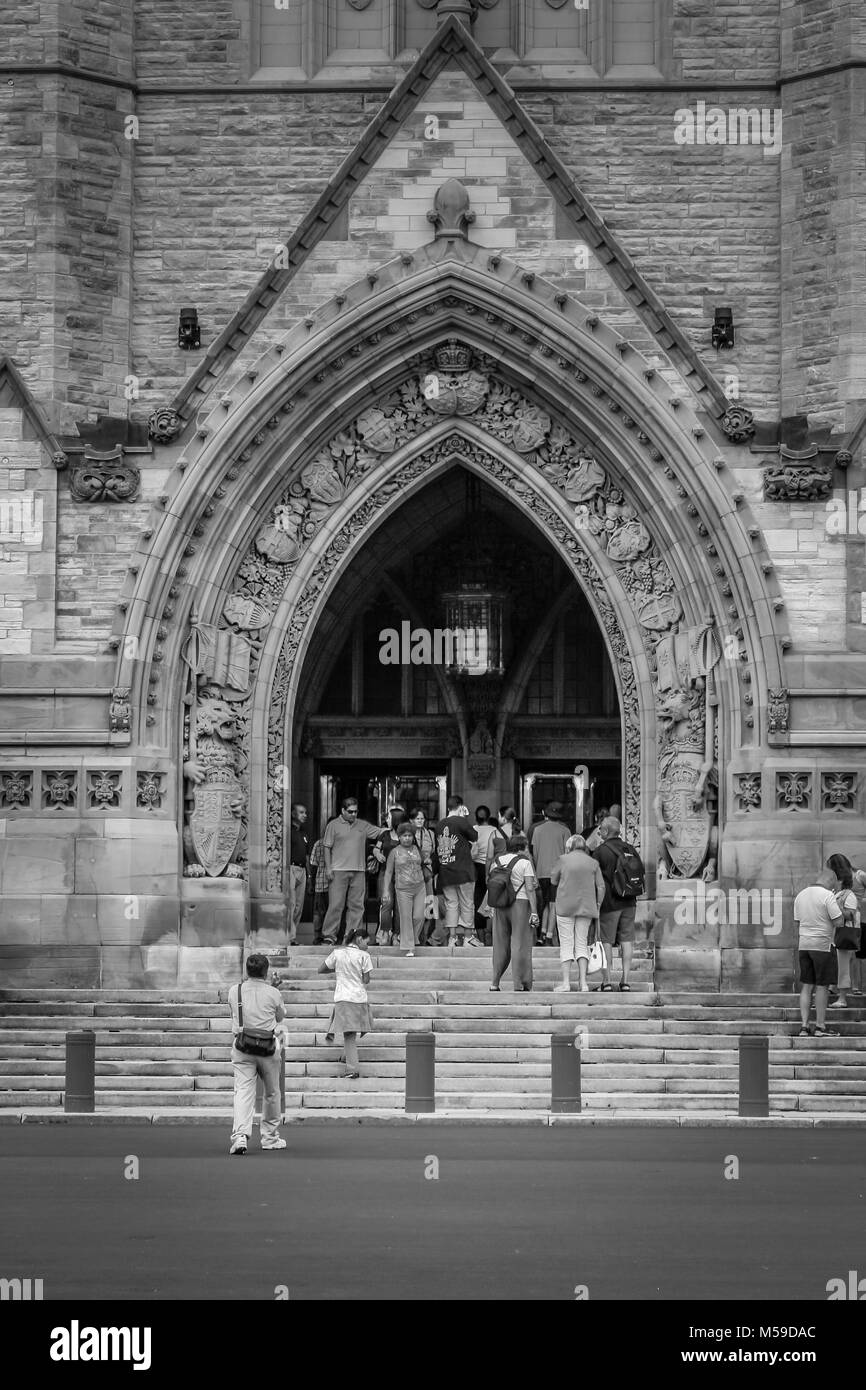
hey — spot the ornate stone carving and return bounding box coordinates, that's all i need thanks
[654,622,721,881]
[467,756,495,785]
[69,448,140,503]
[137,771,165,810]
[183,697,245,877]
[563,456,605,502]
[423,340,489,418]
[637,592,682,631]
[763,462,833,501]
[109,688,131,735]
[212,347,734,887]
[42,770,77,810]
[720,405,755,443]
[822,771,856,813]
[776,771,811,811]
[468,717,495,756]
[511,405,552,455]
[223,595,273,631]
[87,770,122,809]
[427,179,475,241]
[148,406,182,443]
[735,773,761,812]
[767,687,789,735]
[0,771,31,809]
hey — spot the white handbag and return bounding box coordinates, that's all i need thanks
[587,941,606,974]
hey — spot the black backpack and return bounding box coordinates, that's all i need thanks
[487,855,525,909]
[610,843,645,899]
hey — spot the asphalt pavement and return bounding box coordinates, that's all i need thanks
[0,1124,862,1301]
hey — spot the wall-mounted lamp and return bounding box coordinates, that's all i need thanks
[712,306,734,350]
[178,307,201,351]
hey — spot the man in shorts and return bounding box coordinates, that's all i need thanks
[592,816,643,991]
[794,867,843,1036]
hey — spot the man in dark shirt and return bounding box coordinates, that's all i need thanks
[287,803,310,945]
[431,794,478,947]
[593,816,643,991]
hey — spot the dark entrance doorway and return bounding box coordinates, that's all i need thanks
[317,763,447,832]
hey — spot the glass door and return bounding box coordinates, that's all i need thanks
[521,766,589,838]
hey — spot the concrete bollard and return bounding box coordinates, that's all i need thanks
[405,1031,435,1113]
[65,1031,95,1113]
[551,1034,581,1113]
[738,1035,769,1117]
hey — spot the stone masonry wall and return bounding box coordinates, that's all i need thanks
[0,3,134,434]
[0,410,57,656]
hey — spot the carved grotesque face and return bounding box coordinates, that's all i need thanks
[197,699,237,741]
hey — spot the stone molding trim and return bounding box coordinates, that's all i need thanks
[0,354,68,467]
[159,14,736,435]
[0,764,175,817]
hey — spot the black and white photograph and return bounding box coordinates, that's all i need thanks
[0,0,862,1362]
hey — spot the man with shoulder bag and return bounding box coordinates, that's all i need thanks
[229,953,286,1155]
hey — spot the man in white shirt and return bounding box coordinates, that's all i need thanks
[793,868,843,1036]
[228,953,286,1155]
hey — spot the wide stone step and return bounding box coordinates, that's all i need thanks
[0,990,221,1004]
[0,1017,221,1033]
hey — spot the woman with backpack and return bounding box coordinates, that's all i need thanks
[488,833,540,992]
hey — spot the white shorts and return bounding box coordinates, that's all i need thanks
[556,914,593,963]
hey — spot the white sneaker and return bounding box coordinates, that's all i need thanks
[261,1138,287,1151]
[466,935,484,948]
[553,984,571,993]
[229,1138,247,1155]
[828,998,846,1008]
[405,951,415,957]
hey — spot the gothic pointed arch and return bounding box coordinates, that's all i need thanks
[111,244,789,901]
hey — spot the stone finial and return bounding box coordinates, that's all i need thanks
[427,179,476,241]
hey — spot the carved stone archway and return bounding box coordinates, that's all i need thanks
[111,242,788,968]
[260,429,647,899]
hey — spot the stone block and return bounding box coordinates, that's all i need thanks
[250,896,289,946]
[0,835,74,894]
[96,893,179,947]
[73,837,177,896]
[653,882,720,948]
[654,946,721,991]
[721,947,795,994]
[176,944,244,988]
[179,876,247,949]
[0,944,100,988]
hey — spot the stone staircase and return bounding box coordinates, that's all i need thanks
[1,944,864,1117]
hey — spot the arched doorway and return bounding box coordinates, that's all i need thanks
[291,464,623,839]
[115,242,788,984]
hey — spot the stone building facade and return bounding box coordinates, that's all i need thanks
[0,0,864,990]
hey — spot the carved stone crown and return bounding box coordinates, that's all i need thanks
[434,339,473,373]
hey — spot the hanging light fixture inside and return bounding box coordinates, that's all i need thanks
[439,475,507,677]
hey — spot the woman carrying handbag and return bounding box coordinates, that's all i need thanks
[827,853,860,1008]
